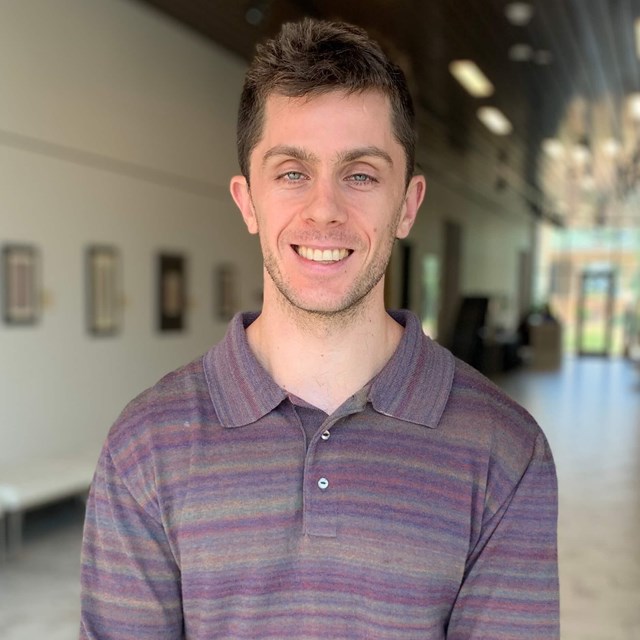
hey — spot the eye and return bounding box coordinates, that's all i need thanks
[278,171,306,182]
[346,173,378,185]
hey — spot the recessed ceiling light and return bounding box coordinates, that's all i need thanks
[572,144,590,166]
[245,6,264,26]
[629,93,640,121]
[542,138,564,158]
[477,107,513,135]
[449,60,494,97]
[509,43,533,62]
[505,2,534,26]
[603,138,621,157]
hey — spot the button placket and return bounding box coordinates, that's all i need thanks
[302,418,340,537]
[312,415,344,492]
[317,426,332,492]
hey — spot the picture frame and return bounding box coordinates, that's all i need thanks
[2,244,39,326]
[86,245,121,336]
[158,253,186,332]
[216,263,238,321]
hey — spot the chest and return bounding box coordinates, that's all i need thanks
[176,413,479,568]
[168,414,486,634]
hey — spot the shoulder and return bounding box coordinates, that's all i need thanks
[450,358,536,428]
[102,355,217,482]
[91,353,225,515]
[444,357,550,469]
[112,356,210,439]
[440,358,557,527]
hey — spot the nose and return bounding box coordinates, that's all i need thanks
[302,178,347,227]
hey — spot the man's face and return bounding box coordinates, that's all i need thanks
[231,89,425,317]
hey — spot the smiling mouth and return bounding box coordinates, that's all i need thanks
[294,245,352,263]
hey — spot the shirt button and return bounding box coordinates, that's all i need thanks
[317,477,329,490]
[320,430,331,441]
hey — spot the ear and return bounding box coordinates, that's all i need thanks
[395,175,426,239]
[230,175,259,235]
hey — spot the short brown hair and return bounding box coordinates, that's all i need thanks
[237,18,416,186]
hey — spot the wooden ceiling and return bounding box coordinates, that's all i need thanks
[135,0,640,225]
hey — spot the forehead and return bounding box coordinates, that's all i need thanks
[256,89,398,154]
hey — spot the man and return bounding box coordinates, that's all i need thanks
[80,18,559,639]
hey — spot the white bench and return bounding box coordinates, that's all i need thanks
[0,453,97,561]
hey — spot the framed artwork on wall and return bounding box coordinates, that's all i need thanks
[158,253,186,332]
[2,244,39,326]
[86,245,120,336]
[216,263,238,321]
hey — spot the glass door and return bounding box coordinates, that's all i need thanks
[576,270,615,356]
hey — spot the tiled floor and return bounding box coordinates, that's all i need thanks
[1,356,639,639]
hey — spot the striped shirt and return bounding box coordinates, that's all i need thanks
[80,310,559,639]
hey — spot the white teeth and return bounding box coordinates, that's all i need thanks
[297,246,349,262]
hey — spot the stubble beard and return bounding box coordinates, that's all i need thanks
[260,205,403,330]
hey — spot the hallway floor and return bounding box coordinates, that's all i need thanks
[1,356,639,639]
[495,356,640,640]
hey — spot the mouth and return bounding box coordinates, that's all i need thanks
[294,245,352,263]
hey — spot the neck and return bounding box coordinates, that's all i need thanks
[246,286,403,414]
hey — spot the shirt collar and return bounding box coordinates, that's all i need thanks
[203,310,454,429]
[369,310,455,428]
[203,312,287,428]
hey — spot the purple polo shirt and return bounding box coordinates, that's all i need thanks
[80,310,559,639]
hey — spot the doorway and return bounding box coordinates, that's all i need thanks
[438,220,462,348]
[576,270,615,356]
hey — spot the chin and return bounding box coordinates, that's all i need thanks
[285,291,371,318]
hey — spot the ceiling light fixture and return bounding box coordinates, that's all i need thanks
[245,8,263,25]
[542,138,564,158]
[449,60,494,97]
[245,2,268,26]
[572,143,590,166]
[477,107,513,135]
[509,43,533,62]
[505,2,534,26]
[629,93,640,121]
[602,138,621,157]
[541,97,640,223]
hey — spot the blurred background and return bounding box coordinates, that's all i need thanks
[0,0,639,638]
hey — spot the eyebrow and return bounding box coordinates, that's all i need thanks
[261,145,394,168]
[337,146,394,167]
[262,145,318,167]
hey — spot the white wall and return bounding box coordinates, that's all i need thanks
[0,0,537,467]
[408,113,535,338]
[0,0,262,465]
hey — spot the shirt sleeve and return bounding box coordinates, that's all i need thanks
[446,430,560,639]
[79,443,183,640]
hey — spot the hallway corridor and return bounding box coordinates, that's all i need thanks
[495,357,640,639]
[1,357,639,639]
